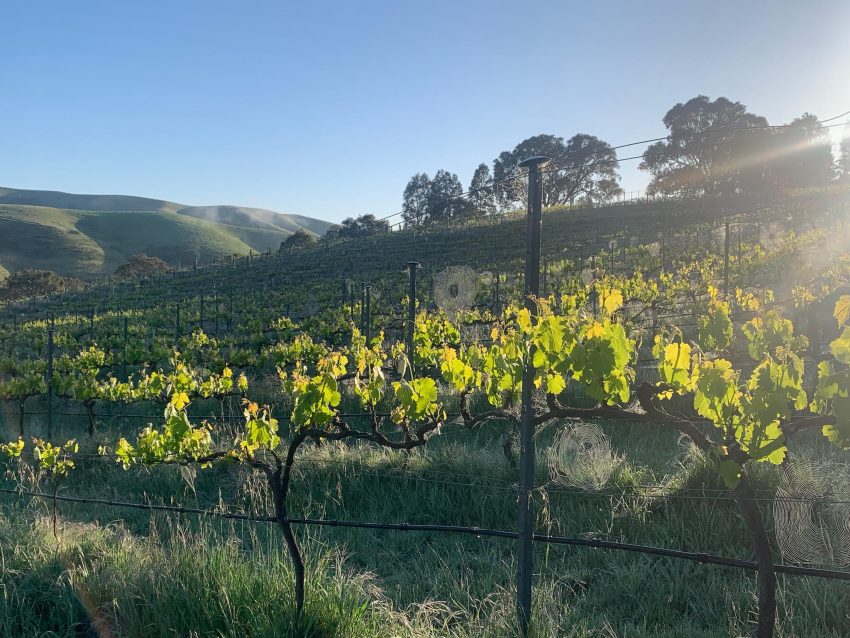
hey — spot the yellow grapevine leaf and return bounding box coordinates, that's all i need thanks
[602,288,623,315]
[586,322,605,338]
[171,392,190,410]
[834,295,850,327]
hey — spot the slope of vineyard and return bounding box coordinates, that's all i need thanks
[317,189,848,277]
[0,186,333,278]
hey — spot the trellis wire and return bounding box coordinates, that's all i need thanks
[2,486,849,582]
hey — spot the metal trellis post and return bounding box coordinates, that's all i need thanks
[723,220,731,298]
[46,314,54,437]
[406,262,420,369]
[365,286,372,344]
[516,155,548,635]
[122,315,129,382]
[360,283,366,331]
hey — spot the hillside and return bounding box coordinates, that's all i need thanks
[12,187,848,325]
[0,187,332,279]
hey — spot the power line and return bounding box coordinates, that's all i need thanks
[378,107,850,227]
[543,121,849,178]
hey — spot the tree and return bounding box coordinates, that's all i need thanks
[640,95,774,197]
[557,134,623,205]
[770,113,835,190]
[279,229,316,255]
[493,134,622,209]
[114,254,171,280]
[0,269,80,301]
[469,163,496,216]
[338,214,389,238]
[401,173,431,226]
[358,214,389,234]
[339,217,361,237]
[322,224,341,241]
[839,124,850,183]
[426,169,466,223]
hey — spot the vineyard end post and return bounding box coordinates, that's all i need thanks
[516,155,548,635]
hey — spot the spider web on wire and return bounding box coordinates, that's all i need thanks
[547,422,622,492]
[433,266,478,314]
[773,459,850,568]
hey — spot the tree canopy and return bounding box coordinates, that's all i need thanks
[397,96,843,226]
[402,170,469,226]
[468,163,496,216]
[0,269,81,301]
[114,254,171,280]
[336,214,389,239]
[279,229,316,255]
[640,96,774,197]
[641,96,838,197]
[427,169,467,222]
[494,134,622,209]
[839,125,850,183]
[401,173,431,226]
[769,113,835,190]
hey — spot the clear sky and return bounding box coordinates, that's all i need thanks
[1,1,848,223]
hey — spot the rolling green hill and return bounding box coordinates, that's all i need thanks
[0,187,332,279]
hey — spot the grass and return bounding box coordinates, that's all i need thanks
[3,409,850,637]
[0,204,255,277]
[0,185,332,277]
[0,206,105,275]
[74,210,259,271]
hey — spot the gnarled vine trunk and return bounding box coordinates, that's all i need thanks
[734,474,776,638]
[269,432,308,620]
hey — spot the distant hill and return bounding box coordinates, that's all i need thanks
[0,187,333,279]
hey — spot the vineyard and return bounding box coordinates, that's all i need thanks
[3,188,850,637]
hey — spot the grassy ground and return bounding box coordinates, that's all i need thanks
[2,407,850,637]
[0,186,334,277]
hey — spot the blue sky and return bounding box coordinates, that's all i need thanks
[1,1,848,223]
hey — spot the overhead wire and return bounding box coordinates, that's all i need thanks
[376,107,850,227]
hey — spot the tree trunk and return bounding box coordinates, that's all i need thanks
[270,433,308,620]
[734,475,776,638]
